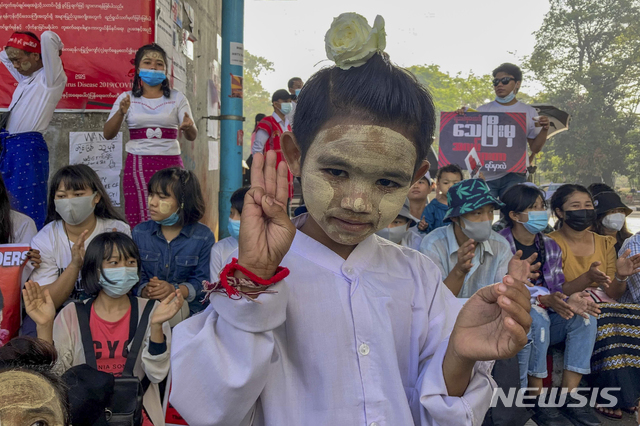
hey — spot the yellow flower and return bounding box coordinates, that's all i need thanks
[324,13,386,70]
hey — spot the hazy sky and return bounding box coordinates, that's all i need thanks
[244,0,550,95]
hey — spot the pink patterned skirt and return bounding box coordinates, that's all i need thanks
[123,153,184,228]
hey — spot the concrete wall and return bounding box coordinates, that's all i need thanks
[44,0,223,236]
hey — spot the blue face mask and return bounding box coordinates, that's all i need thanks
[295,89,301,97]
[155,210,180,226]
[496,90,516,104]
[100,267,139,298]
[138,69,167,86]
[518,210,549,235]
[227,218,240,240]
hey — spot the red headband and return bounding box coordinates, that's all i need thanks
[6,33,41,54]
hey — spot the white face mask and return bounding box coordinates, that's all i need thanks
[375,226,408,244]
[602,212,626,231]
[54,193,97,225]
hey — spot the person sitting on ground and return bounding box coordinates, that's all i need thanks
[169,13,533,425]
[133,168,214,317]
[548,184,640,421]
[26,165,130,336]
[420,178,540,298]
[498,183,600,426]
[375,199,422,250]
[408,171,434,220]
[0,336,70,426]
[455,63,550,199]
[24,232,184,426]
[418,164,462,234]
[589,185,633,255]
[210,186,248,278]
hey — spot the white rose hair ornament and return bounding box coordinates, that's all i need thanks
[325,13,386,70]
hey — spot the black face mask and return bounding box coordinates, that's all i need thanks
[563,209,596,231]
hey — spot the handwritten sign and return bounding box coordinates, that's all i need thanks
[438,112,528,176]
[69,132,123,206]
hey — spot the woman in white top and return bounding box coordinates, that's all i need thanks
[28,165,130,334]
[104,43,198,228]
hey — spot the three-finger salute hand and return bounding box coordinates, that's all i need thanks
[119,94,131,115]
[179,113,194,131]
[238,151,296,280]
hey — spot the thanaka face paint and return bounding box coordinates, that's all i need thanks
[148,195,178,221]
[0,371,65,426]
[5,47,34,74]
[301,125,417,246]
[140,50,166,70]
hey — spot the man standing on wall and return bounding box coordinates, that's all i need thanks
[0,31,66,229]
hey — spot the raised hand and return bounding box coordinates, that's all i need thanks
[616,249,640,278]
[454,239,476,276]
[70,230,89,269]
[150,290,185,325]
[448,275,531,361]
[23,280,56,326]
[119,94,131,115]
[586,261,611,287]
[508,250,540,283]
[567,291,600,319]
[179,113,194,131]
[238,151,296,280]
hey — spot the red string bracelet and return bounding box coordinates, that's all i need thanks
[218,258,289,298]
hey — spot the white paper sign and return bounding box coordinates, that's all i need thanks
[208,140,219,171]
[69,132,123,171]
[97,170,122,207]
[230,42,243,66]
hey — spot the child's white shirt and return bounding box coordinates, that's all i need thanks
[171,214,496,426]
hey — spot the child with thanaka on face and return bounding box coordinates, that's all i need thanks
[417,164,463,234]
[209,187,248,279]
[132,168,214,317]
[27,165,130,327]
[24,232,183,426]
[170,13,533,426]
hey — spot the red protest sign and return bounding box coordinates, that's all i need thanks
[0,0,155,111]
[438,112,528,175]
[0,244,30,346]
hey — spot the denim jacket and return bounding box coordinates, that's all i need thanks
[132,220,215,314]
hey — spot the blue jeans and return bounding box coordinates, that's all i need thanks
[486,173,526,199]
[517,308,598,388]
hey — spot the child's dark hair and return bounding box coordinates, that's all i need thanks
[500,184,547,228]
[148,168,205,226]
[131,43,171,98]
[46,165,126,225]
[0,174,13,244]
[230,187,250,215]
[0,336,70,425]
[288,77,303,89]
[293,52,436,173]
[81,232,141,296]
[435,164,463,181]
[550,184,592,229]
[492,63,523,82]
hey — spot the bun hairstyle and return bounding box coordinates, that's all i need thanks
[0,337,69,425]
[131,43,171,98]
[293,51,436,174]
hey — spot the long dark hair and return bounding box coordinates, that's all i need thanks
[148,167,205,226]
[293,52,436,173]
[500,184,547,228]
[0,337,70,425]
[0,174,13,244]
[550,184,592,230]
[46,165,127,225]
[131,43,171,98]
[253,113,266,134]
[81,232,141,296]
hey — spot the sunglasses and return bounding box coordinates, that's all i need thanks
[492,77,516,87]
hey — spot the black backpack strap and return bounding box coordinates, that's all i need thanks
[75,299,97,369]
[122,298,156,377]
[127,294,139,344]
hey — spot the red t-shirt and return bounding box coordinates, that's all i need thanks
[90,305,154,426]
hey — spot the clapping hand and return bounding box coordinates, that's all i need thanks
[586,261,611,288]
[146,277,175,300]
[23,280,56,326]
[237,151,296,280]
[567,291,600,319]
[616,249,640,279]
[508,250,541,284]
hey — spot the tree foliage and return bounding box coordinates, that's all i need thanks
[528,0,640,186]
[242,50,274,159]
